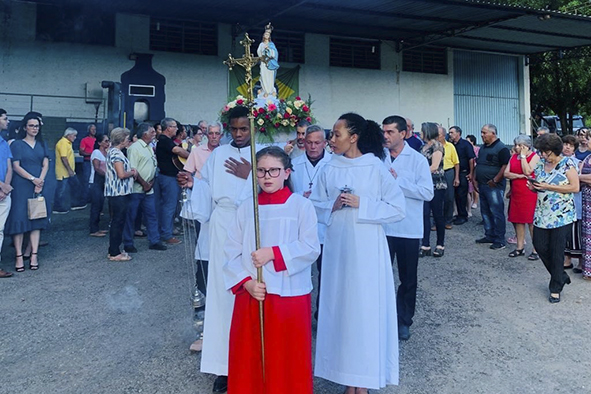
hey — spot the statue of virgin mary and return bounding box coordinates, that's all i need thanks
[257,23,280,99]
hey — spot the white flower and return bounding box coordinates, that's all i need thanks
[227,101,236,109]
[257,118,265,126]
[294,100,304,109]
[236,95,245,100]
[281,120,289,126]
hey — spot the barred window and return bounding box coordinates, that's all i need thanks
[36,4,115,46]
[330,38,380,70]
[272,31,305,64]
[402,47,447,75]
[150,18,217,56]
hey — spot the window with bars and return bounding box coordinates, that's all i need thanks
[36,4,115,46]
[150,18,217,56]
[329,38,380,70]
[402,47,447,75]
[272,31,305,64]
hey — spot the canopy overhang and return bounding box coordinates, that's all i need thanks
[27,0,591,55]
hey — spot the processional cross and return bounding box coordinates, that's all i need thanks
[223,32,270,379]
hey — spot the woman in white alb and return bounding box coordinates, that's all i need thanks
[311,113,405,394]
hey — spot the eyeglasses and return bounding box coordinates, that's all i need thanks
[27,124,40,129]
[256,167,283,178]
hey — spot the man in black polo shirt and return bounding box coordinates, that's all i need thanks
[472,124,511,250]
[156,117,189,245]
[449,126,475,225]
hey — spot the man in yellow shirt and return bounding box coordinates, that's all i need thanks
[438,125,459,229]
[54,128,86,214]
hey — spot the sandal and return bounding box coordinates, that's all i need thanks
[527,252,539,261]
[433,246,445,257]
[419,248,431,258]
[15,254,25,272]
[508,249,525,258]
[29,253,38,270]
[108,253,132,262]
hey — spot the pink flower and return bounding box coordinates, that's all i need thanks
[306,117,312,122]
[268,104,277,111]
[260,127,266,133]
[253,109,258,116]
[258,108,265,114]
[295,96,301,100]
[283,112,290,119]
[236,99,244,105]
[302,105,309,112]
[275,122,280,128]
[280,98,285,103]
[265,114,270,119]
[223,122,227,128]
[223,106,229,112]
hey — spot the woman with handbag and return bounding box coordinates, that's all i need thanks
[419,122,447,257]
[5,113,49,272]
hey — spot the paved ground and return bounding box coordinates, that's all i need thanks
[1,207,590,394]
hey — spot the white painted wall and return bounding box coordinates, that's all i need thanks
[0,2,460,131]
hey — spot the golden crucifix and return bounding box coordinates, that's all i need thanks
[223,32,270,379]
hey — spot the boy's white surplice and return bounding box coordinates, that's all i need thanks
[310,153,405,389]
[191,143,258,376]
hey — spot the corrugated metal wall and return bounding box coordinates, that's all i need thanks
[454,50,520,145]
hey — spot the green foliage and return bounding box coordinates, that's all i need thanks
[501,0,591,133]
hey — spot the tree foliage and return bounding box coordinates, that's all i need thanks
[501,0,591,133]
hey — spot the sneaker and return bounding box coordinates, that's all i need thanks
[490,243,506,250]
[165,237,182,245]
[471,203,478,209]
[124,245,138,253]
[71,204,87,211]
[149,243,168,251]
[475,237,494,244]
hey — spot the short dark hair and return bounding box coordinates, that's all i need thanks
[382,115,407,133]
[228,106,249,122]
[450,126,462,135]
[562,135,579,151]
[0,109,6,117]
[535,133,563,156]
[466,134,477,145]
[136,122,153,139]
[93,133,108,150]
[421,122,439,142]
[296,119,312,128]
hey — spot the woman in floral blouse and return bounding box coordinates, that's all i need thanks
[529,134,579,303]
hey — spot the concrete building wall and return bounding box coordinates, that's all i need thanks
[1,2,522,136]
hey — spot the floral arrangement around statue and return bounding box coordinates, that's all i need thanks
[220,95,315,142]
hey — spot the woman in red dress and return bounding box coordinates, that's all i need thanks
[504,135,539,259]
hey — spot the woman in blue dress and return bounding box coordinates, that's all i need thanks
[6,113,49,272]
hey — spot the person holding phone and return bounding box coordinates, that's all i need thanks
[528,134,579,303]
[504,135,539,260]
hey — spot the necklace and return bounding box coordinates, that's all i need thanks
[304,159,323,190]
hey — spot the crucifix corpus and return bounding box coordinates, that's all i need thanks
[223,31,271,379]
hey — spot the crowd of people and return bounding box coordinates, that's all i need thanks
[1,105,589,393]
